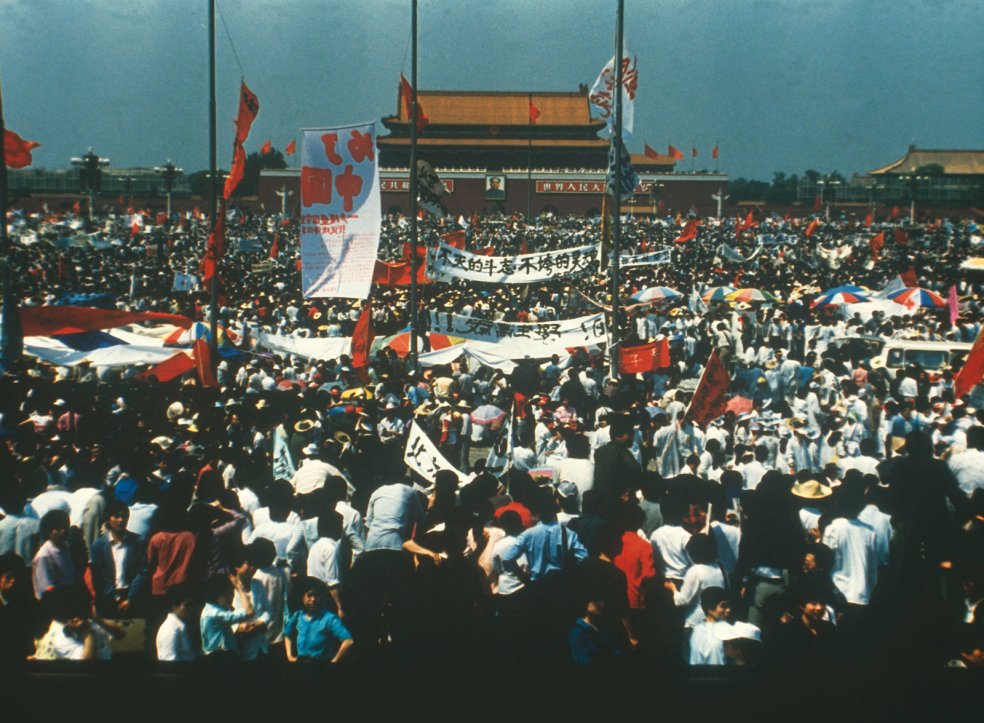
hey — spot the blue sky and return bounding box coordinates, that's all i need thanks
[1,0,981,180]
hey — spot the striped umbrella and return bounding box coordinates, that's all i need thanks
[631,286,682,304]
[885,286,946,309]
[811,289,871,308]
[376,331,463,357]
[726,288,779,304]
[701,286,736,303]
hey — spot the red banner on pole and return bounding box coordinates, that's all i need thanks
[955,328,984,399]
[684,349,730,426]
[617,338,671,374]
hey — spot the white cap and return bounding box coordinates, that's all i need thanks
[713,621,761,643]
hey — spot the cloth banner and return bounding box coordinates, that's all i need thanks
[372,260,430,287]
[416,343,518,373]
[428,311,607,351]
[300,124,381,298]
[588,47,636,139]
[19,307,192,337]
[717,242,762,264]
[404,422,468,487]
[257,332,352,361]
[955,328,984,399]
[620,248,671,267]
[172,273,200,292]
[272,424,297,482]
[617,338,671,374]
[427,242,597,284]
[684,349,731,426]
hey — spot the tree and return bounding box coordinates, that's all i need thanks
[187,169,229,198]
[236,149,288,197]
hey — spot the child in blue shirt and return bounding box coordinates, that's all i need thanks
[284,577,354,664]
[199,574,254,658]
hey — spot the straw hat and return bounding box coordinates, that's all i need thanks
[294,419,316,434]
[790,479,832,500]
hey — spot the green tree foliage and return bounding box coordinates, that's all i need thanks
[236,149,288,197]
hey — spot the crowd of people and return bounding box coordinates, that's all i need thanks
[1,200,983,671]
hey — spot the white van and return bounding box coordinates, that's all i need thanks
[872,339,973,371]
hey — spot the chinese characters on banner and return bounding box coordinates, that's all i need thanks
[620,249,671,267]
[588,47,637,139]
[427,242,599,284]
[617,338,671,374]
[300,124,381,298]
[428,310,608,347]
[404,422,468,487]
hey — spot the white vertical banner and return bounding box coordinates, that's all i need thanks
[588,44,637,140]
[404,422,468,487]
[300,123,381,298]
[272,424,296,481]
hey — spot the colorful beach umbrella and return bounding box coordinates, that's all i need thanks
[378,331,463,357]
[811,289,871,308]
[726,288,778,304]
[701,286,736,303]
[471,404,508,429]
[885,287,946,310]
[631,286,682,304]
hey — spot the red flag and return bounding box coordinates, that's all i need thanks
[617,338,671,374]
[528,98,541,125]
[131,220,140,238]
[711,145,719,160]
[193,338,219,388]
[285,139,296,156]
[72,200,81,215]
[441,230,466,250]
[372,260,430,287]
[890,205,900,219]
[691,146,698,159]
[223,81,260,199]
[200,207,226,282]
[894,228,908,245]
[138,352,196,383]
[644,144,661,160]
[674,217,701,244]
[475,245,495,256]
[804,218,820,237]
[350,301,375,383]
[685,349,730,426]
[668,144,684,161]
[18,307,192,337]
[400,74,429,134]
[261,139,272,155]
[864,212,873,227]
[900,267,917,287]
[955,328,984,399]
[269,232,280,259]
[736,210,758,236]
[3,129,40,168]
[869,232,884,261]
[233,81,259,145]
[812,195,822,212]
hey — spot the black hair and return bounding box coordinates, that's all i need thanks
[699,586,730,614]
[246,538,277,569]
[317,510,344,541]
[495,510,524,537]
[685,533,718,565]
[40,510,71,539]
[203,574,234,604]
[105,499,130,522]
[166,582,195,609]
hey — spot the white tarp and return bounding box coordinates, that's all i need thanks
[427,242,598,284]
[300,123,381,298]
[416,343,518,373]
[256,332,352,360]
[842,299,910,322]
[403,422,468,487]
[23,336,185,367]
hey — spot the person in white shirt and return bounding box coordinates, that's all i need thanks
[688,587,732,665]
[650,499,693,585]
[248,540,288,649]
[670,534,726,629]
[948,426,984,498]
[307,511,346,618]
[740,446,770,491]
[821,481,879,607]
[230,549,273,661]
[156,584,197,661]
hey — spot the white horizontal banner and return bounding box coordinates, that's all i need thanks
[620,248,671,267]
[427,242,598,284]
[427,311,607,357]
[256,332,352,361]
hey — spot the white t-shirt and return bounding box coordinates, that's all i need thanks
[688,620,727,665]
[307,537,342,587]
[674,563,726,628]
[491,535,527,596]
[650,525,692,580]
[821,517,879,605]
[156,613,196,661]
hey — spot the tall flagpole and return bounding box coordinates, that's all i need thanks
[0,77,24,368]
[408,0,420,371]
[610,0,624,380]
[208,0,219,361]
[527,94,533,222]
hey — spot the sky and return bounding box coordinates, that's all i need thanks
[1,0,982,181]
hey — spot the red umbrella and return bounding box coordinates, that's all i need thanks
[383,331,461,357]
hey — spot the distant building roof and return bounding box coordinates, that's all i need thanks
[630,152,677,170]
[869,146,984,176]
[383,87,605,129]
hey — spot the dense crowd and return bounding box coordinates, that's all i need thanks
[1,202,983,670]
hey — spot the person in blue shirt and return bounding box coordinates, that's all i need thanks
[502,486,589,582]
[199,574,254,658]
[284,577,354,664]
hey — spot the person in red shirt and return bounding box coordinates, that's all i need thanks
[612,504,658,650]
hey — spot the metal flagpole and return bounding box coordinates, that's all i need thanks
[208,0,219,361]
[408,0,420,371]
[0,76,24,368]
[527,93,533,222]
[610,0,624,381]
